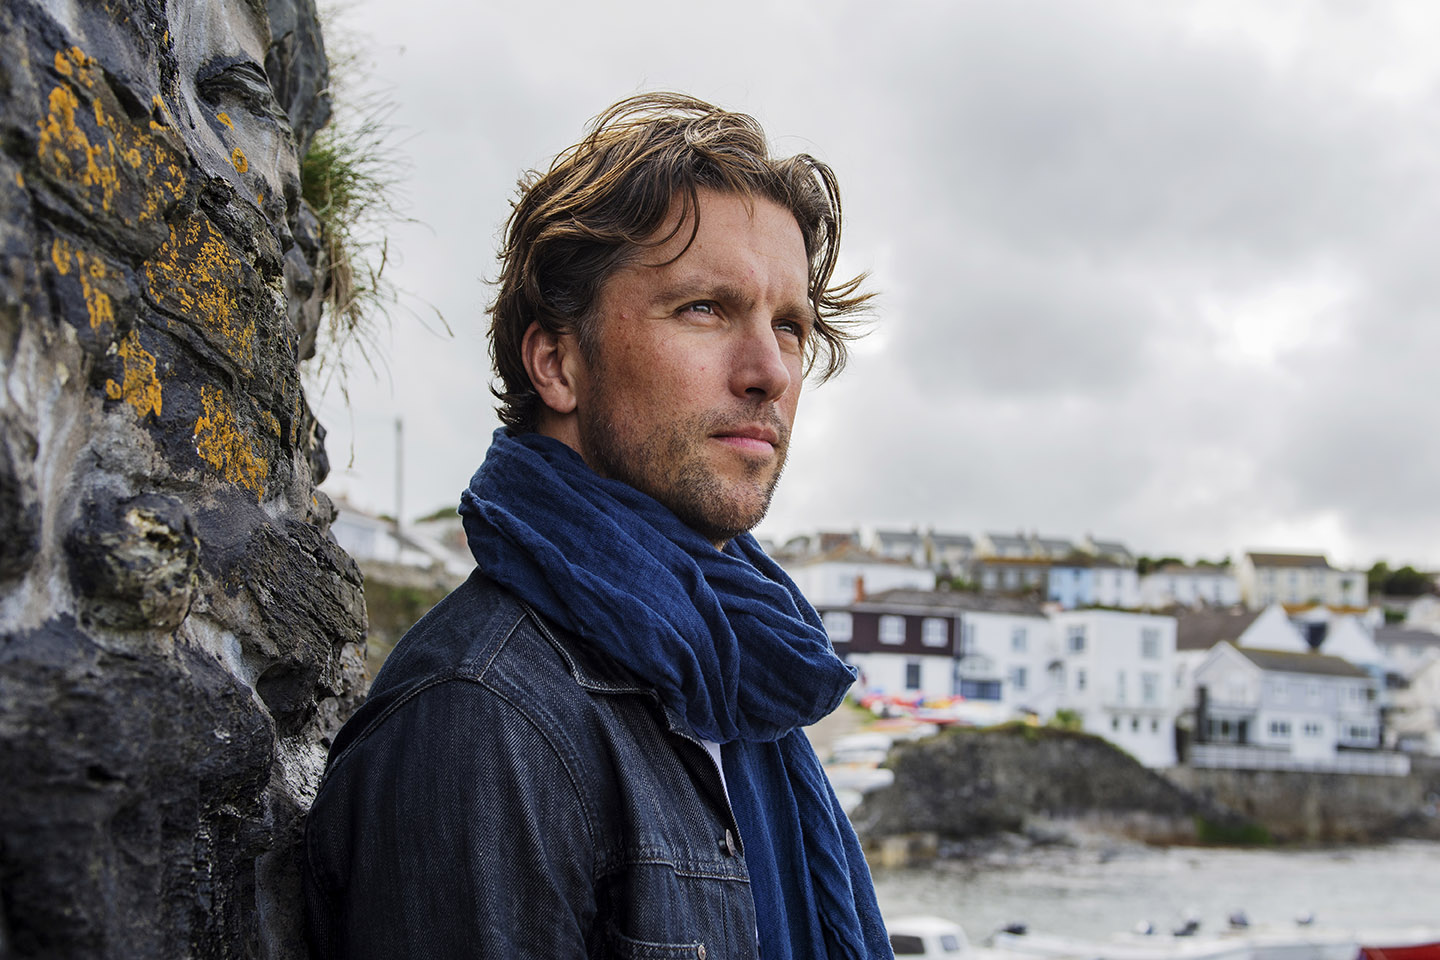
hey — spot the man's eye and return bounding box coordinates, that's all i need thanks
[684,302,716,316]
[775,319,804,339]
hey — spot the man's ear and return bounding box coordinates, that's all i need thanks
[521,321,581,416]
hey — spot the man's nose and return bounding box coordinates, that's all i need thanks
[731,318,793,402]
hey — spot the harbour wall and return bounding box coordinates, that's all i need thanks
[853,725,1440,862]
[1168,765,1440,843]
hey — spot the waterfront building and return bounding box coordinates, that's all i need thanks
[1172,607,1262,715]
[1375,624,1440,678]
[1390,654,1440,755]
[1045,609,1180,768]
[815,588,1049,717]
[1191,642,1386,768]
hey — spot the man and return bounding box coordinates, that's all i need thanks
[303,93,892,959]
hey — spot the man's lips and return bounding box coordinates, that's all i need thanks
[712,425,781,454]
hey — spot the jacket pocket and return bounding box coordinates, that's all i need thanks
[607,923,709,959]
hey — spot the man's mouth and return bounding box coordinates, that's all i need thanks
[712,423,782,455]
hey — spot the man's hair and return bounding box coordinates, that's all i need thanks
[488,92,873,430]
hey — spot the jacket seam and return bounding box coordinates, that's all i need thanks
[323,603,530,776]
[480,675,601,869]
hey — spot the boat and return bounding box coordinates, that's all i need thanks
[1357,940,1440,960]
[887,916,972,958]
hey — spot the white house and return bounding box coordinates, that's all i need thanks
[1192,642,1383,766]
[1390,655,1440,755]
[1140,564,1241,610]
[780,544,934,608]
[1404,595,1440,633]
[1172,607,1262,714]
[331,501,472,579]
[1234,603,1312,652]
[1079,535,1135,567]
[1375,625,1440,679]
[816,589,1048,718]
[1045,609,1180,768]
[928,531,975,579]
[1235,552,1368,611]
[863,528,927,567]
[976,531,1075,560]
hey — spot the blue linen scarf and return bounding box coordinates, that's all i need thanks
[459,428,892,960]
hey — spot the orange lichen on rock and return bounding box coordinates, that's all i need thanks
[194,385,267,497]
[216,112,234,130]
[36,46,185,222]
[230,148,248,173]
[51,237,116,332]
[144,214,254,364]
[105,329,163,420]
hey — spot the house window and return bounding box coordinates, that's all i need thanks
[1303,722,1322,737]
[1067,625,1086,653]
[904,658,922,690]
[1141,672,1159,705]
[1111,716,1120,731]
[823,611,852,643]
[1140,628,1160,660]
[1003,568,1019,589]
[880,615,906,645]
[1116,672,1127,704]
[959,679,1001,700]
[1011,627,1028,652]
[1076,668,1087,691]
[1009,666,1028,691]
[1269,720,1292,737]
[922,618,948,648]
[1151,718,1160,733]
[1131,716,1140,732]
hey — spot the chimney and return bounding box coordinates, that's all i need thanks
[853,574,866,604]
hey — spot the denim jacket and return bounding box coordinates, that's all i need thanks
[303,570,759,958]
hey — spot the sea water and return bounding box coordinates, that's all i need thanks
[872,839,1440,942]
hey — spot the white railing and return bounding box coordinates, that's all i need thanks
[1189,743,1411,776]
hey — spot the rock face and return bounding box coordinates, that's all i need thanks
[853,725,1219,847]
[0,1,366,956]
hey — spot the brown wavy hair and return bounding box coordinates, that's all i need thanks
[488,92,873,430]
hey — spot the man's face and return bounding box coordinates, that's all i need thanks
[569,189,812,546]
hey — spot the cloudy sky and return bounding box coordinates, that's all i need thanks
[309,0,1440,570]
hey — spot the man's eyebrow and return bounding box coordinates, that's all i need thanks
[652,277,814,322]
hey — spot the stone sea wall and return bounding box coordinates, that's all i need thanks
[0,1,366,956]
[1169,766,1438,844]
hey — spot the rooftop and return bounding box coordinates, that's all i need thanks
[1175,608,1261,651]
[1235,646,1368,678]
[1246,552,1332,570]
[1375,626,1440,648]
[842,587,1047,617]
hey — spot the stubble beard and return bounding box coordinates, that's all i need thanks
[579,403,790,546]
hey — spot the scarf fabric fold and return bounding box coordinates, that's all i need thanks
[459,428,891,960]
